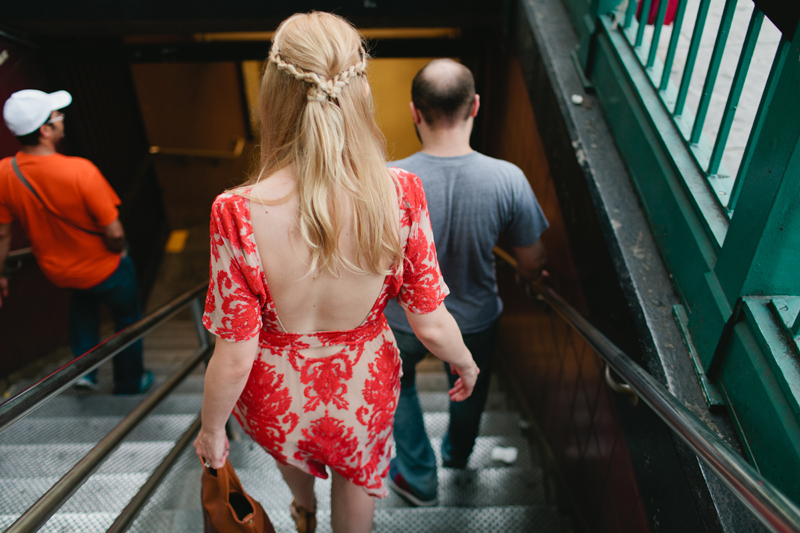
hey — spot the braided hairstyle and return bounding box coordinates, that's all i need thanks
[245,11,400,277]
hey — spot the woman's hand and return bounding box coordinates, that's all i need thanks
[448,360,480,402]
[194,425,230,469]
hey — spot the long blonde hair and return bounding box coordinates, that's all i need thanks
[244,12,401,276]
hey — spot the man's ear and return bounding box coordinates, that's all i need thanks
[409,102,423,125]
[38,124,51,141]
[470,94,480,118]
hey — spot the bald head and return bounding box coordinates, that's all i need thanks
[411,59,476,128]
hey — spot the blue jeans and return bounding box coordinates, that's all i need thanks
[69,255,144,394]
[390,320,498,498]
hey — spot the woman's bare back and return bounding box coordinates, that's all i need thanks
[246,168,397,334]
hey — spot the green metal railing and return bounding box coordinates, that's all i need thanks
[616,0,778,217]
[560,0,800,510]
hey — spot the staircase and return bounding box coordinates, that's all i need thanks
[0,317,567,532]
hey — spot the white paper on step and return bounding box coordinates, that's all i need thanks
[490,446,518,464]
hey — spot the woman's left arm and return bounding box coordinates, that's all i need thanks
[193,335,259,468]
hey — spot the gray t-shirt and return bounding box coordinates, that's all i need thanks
[384,151,549,334]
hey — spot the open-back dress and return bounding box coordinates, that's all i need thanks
[202,168,448,497]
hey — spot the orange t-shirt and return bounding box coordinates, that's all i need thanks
[0,152,122,289]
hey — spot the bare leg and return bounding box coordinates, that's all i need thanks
[277,462,316,512]
[330,470,374,533]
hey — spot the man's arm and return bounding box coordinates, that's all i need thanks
[512,239,546,283]
[0,223,12,307]
[103,219,126,254]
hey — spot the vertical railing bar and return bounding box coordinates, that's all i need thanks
[647,0,671,68]
[625,0,639,29]
[660,0,689,91]
[708,9,764,177]
[729,39,791,212]
[690,0,738,145]
[636,0,654,47]
[674,0,712,117]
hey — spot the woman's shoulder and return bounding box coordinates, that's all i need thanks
[210,189,253,235]
[387,167,421,187]
[212,188,251,212]
[387,167,426,209]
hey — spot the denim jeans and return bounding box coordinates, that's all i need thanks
[68,255,144,394]
[389,320,499,498]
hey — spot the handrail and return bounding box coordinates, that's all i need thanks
[106,415,202,533]
[0,281,208,436]
[5,342,213,533]
[149,137,245,159]
[493,246,800,533]
[7,247,32,260]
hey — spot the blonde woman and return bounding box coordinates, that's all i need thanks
[193,12,478,533]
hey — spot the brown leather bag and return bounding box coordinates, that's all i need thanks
[201,458,275,533]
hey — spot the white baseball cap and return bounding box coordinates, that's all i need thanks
[3,89,72,136]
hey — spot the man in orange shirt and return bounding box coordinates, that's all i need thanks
[0,89,153,394]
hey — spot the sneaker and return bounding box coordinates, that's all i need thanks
[74,375,99,391]
[137,370,155,394]
[387,471,438,507]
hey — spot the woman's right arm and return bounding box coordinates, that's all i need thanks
[405,304,479,402]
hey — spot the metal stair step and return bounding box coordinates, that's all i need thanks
[0,473,149,514]
[221,434,537,472]
[0,513,119,532]
[148,505,562,533]
[171,376,206,394]
[0,510,182,533]
[416,373,451,392]
[0,441,176,477]
[148,442,544,512]
[21,394,202,419]
[424,412,522,439]
[0,414,196,445]
[418,391,507,413]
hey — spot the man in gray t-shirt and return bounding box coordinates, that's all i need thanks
[385,59,548,507]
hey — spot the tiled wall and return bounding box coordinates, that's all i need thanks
[486,55,651,533]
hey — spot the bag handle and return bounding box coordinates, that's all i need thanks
[10,156,105,237]
[200,457,232,500]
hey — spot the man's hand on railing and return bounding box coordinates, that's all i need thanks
[516,268,550,289]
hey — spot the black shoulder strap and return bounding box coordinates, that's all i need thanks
[11,156,105,237]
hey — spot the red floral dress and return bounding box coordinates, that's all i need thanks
[203,168,448,497]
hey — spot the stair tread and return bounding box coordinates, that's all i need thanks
[20,394,202,418]
[0,414,196,445]
[1,505,563,533]
[0,441,177,477]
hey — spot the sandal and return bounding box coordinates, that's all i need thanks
[290,499,317,533]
